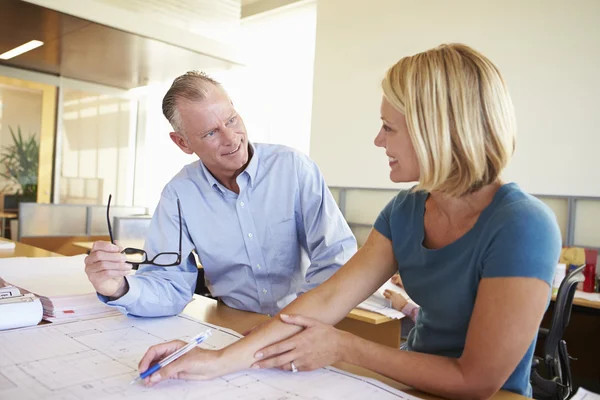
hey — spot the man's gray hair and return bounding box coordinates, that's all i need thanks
[162,71,223,133]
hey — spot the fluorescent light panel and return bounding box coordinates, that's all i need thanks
[0,40,44,60]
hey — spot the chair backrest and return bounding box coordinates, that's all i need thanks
[544,264,585,363]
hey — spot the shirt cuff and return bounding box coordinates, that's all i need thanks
[401,302,419,321]
[96,276,141,313]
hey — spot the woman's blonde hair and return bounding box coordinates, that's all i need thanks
[382,43,516,197]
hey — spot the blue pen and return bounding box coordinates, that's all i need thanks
[130,330,212,385]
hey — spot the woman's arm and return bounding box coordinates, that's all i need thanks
[138,229,398,383]
[341,277,549,400]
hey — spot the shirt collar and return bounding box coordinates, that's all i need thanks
[198,141,259,193]
[244,142,259,187]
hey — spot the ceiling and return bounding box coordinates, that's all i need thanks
[0,0,235,89]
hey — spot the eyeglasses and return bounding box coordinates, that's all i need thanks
[106,194,182,266]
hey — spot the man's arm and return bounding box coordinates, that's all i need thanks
[295,155,357,293]
[96,193,198,317]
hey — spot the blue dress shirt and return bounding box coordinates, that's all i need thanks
[101,143,356,317]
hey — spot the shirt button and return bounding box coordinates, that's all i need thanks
[257,264,261,269]
[262,288,267,294]
[248,233,253,238]
[240,201,245,207]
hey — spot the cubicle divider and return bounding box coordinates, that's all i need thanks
[329,186,600,265]
[18,202,149,255]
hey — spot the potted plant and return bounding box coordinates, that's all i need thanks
[0,126,39,209]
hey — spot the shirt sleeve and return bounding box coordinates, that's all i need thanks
[373,196,395,240]
[481,200,562,286]
[401,302,420,322]
[98,189,198,317]
[295,155,357,294]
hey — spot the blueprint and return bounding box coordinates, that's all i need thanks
[0,314,418,399]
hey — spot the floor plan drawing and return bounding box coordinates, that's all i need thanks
[0,314,419,399]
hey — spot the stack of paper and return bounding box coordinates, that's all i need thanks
[574,291,600,302]
[0,240,16,249]
[0,255,119,322]
[571,387,600,400]
[357,280,419,320]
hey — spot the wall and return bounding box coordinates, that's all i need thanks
[310,0,600,197]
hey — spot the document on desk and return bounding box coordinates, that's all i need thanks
[357,280,418,320]
[0,314,419,400]
[0,255,119,321]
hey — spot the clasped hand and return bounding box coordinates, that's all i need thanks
[252,314,348,372]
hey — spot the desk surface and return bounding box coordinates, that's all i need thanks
[70,240,391,324]
[12,241,521,399]
[0,238,61,258]
[552,293,600,310]
[182,295,524,400]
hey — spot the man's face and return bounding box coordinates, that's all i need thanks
[170,87,249,177]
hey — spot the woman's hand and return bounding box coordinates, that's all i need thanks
[137,340,223,386]
[252,314,350,372]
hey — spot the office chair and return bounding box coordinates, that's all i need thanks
[531,264,586,400]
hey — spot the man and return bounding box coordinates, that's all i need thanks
[84,71,356,317]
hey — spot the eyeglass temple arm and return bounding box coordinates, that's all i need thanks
[107,194,114,244]
[177,199,182,256]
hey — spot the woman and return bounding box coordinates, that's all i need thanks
[138,44,561,399]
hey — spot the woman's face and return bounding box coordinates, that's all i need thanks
[374,96,420,183]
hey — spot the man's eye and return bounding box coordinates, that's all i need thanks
[227,117,237,125]
[204,131,216,138]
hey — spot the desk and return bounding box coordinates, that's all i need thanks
[0,238,61,258]
[551,293,600,310]
[182,295,525,400]
[12,242,521,399]
[71,240,401,347]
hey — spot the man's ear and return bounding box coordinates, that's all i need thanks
[169,132,194,155]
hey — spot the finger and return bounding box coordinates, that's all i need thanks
[89,269,130,283]
[254,338,296,360]
[279,313,317,328]
[138,340,186,373]
[383,291,391,299]
[85,250,127,265]
[253,350,299,370]
[91,241,121,253]
[86,260,132,274]
[149,356,188,384]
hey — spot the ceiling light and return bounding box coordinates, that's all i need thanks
[0,40,44,60]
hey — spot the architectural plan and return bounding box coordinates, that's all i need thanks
[0,314,419,399]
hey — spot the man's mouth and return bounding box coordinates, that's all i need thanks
[224,143,241,156]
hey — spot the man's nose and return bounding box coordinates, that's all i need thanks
[222,125,237,144]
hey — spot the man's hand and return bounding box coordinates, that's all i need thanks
[84,241,132,298]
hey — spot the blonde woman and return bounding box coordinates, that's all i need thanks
[138,44,561,399]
